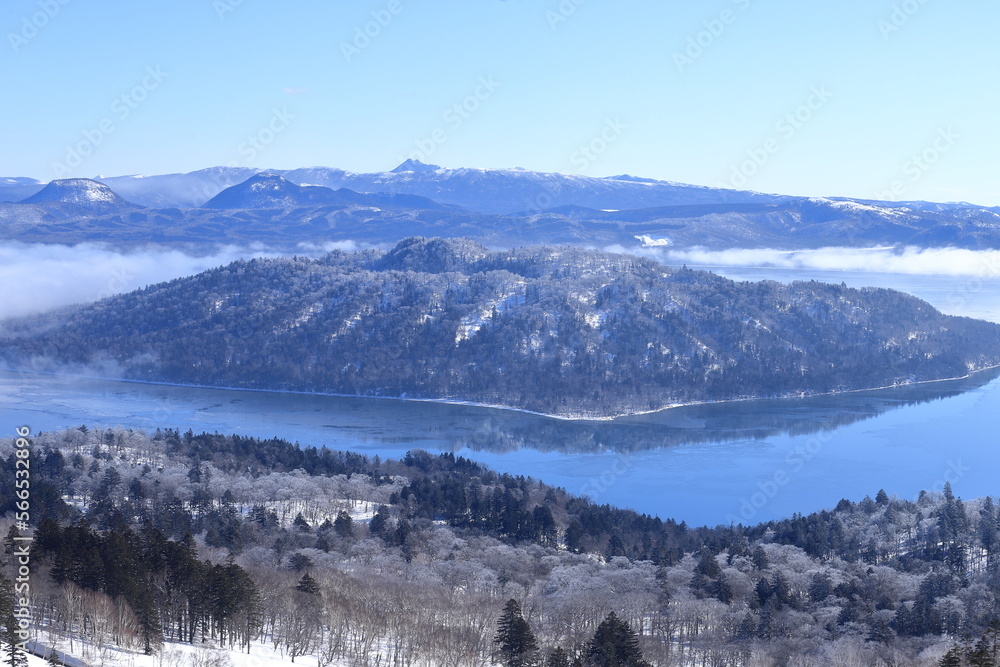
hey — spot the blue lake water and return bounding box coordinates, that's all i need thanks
[3,268,1000,527]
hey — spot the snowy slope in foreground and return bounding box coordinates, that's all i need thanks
[20,636,359,667]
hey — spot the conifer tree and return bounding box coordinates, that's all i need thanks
[546,647,570,667]
[938,645,962,667]
[494,599,539,667]
[2,527,19,556]
[334,510,354,538]
[368,505,389,537]
[586,612,650,667]
[295,573,320,595]
[0,576,28,667]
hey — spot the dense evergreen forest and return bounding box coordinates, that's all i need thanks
[3,238,1000,417]
[2,427,999,665]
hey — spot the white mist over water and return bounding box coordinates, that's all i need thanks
[630,246,1000,323]
[704,266,1000,324]
[660,246,1000,277]
[4,241,1000,323]
[0,241,360,320]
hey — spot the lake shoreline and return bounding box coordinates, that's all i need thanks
[5,362,1000,424]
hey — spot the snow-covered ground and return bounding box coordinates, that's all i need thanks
[19,634,361,667]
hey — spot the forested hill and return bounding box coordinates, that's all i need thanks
[3,237,1000,417]
[2,427,1000,665]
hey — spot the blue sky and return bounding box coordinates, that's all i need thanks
[3,0,998,204]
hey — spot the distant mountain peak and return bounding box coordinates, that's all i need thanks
[375,236,490,273]
[391,159,441,174]
[202,173,450,212]
[19,178,135,209]
[203,173,316,208]
[246,172,291,189]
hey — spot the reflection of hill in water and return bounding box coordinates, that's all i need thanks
[447,367,1000,454]
[4,366,996,457]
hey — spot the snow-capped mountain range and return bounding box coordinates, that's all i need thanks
[2,161,790,212]
[2,162,999,250]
